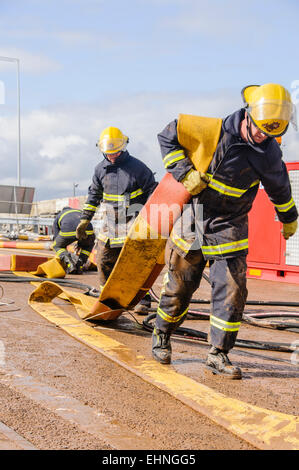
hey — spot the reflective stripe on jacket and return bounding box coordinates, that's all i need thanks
[158,109,298,259]
[53,208,94,239]
[52,207,95,256]
[82,151,157,247]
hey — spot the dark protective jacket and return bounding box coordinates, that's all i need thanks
[81,151,157,247]
[53,207,95,261]
[158,109,298,259]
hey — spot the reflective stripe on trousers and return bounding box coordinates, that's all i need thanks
[155,244,206,334]
[209,256,247,351]
[53,234,95,263]
[155,240,248,351]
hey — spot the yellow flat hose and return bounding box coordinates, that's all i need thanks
[177,114,222,172]
[13,272,122,321]
[31,258,66,278]
[91,115,222,319]
[29,281,123,321]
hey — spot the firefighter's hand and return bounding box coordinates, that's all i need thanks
[76,219,89,240]
[73,241,80,255]
[282,220,298,240]
[181,169,210,195]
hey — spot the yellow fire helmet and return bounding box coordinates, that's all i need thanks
[97,126,129,154]
[241,83,297,137]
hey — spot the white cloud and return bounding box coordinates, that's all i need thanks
[0,89,297,200]
[153,0,228,34]
[0,28,134,50]
[0,47,61,74]
[39,135,88,159]
[159,0,290,42]
[0,80,5,104]
[54,31,98,45]
[283,127,299,162]
[53,31,119,47]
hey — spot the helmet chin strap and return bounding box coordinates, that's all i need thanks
[246,114,256,145]
[103,150,123,163]
[246,114,267,149]
[245,114,270,153]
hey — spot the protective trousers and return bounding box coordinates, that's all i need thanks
[96,242,122,291]
[96,242,152,308]
[155,243,248,352]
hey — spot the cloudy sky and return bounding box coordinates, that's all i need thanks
[0,0,298,201]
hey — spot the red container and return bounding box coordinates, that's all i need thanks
[247,161,299,283]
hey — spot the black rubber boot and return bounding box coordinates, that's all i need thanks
[133,293,151,315]
[133,304,149,315]
[152,328,172,364]
[205,346,242,379]
[75,255,87,275]
[59,252,77,274]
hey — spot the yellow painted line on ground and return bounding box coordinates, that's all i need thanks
[25,281,299,450]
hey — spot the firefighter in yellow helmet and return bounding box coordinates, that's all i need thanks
[242,83,297,139]
[76,126,157,313]
[151,83,298,378]
[97,126,129,161]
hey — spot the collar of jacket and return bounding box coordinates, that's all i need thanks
[103,150,130,168]
[222,108,274,155]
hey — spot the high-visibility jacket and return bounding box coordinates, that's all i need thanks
[81,151,157,248]
[158,109,298,259]
[52,207,95,261]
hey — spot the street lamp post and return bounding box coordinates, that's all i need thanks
[0,56,21,186]
[73,183,79,197]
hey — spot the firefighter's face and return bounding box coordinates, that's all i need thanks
[241,112,268,145]
[249,121,268,144]
[106,151,121,163]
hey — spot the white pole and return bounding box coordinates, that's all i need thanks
[0,56,21,186]
[16,59,21,186]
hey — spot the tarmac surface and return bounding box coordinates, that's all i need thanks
[0,246,298,451]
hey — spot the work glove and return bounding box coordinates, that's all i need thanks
[59,252,78,274]
[181,169,210,195]
[75,260,84,275]
[76,219,90,240]
[282,220,298,240]
[73,241,80,255]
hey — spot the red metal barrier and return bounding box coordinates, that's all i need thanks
[247,161,299,284]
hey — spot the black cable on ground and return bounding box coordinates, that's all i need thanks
[149,287,299,308]
[189,298,299,307]
[149,289,211,318]
[148,288,299,328]
[142,313,297,353]
[1,273,297,351]
[242,314,299,330]
[0,274,100,297]
[161,271,299,307]
[145,306,210,320]
[1,275,298,330]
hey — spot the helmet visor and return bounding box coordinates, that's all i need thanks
[248,100,297,131]
[98,137,127,154]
